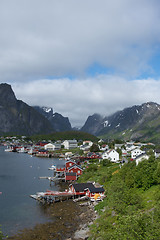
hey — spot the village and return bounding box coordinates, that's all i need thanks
[2,136,159,205]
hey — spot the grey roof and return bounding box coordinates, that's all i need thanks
[68,140,77,143]
[72,183,104,193]
[56,164,65,168]
[66,172,76,176]
[155,149,160,153]
[135,153,148,160]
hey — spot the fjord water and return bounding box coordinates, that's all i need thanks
[0,146,63,236]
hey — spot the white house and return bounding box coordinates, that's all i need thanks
[44,142,61,151]
[102,149,119,163]
[63,140,78,149]
[131,147,145,159]
[154,149,160,158]
[135,153,149,166]
[82,141,93,147]
[44,143,55,151]
[122,149,128,157]
[115,144,123,150]
[100,144,109,151]
[80,144,90,151]
[125,141,135,151]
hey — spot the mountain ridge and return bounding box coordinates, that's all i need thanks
[33,106,72,132]
[81,102,160,142]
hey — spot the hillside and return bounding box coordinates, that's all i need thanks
[30,130,98,142]
[78,156,160,239]
[81,102,160,143]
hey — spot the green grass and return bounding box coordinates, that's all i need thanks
[78,158,160,240]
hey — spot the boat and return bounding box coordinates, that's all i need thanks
[4,146,13,152]
[48,164,56,170]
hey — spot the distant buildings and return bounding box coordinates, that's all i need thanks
[63,140,78,149]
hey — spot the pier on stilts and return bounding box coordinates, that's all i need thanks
[30,190,75,204]
[39,176,65,185]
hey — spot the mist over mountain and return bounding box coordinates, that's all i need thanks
[1,83,160,142]
[81,102,160,142]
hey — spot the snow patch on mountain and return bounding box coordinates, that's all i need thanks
[104,120,108,127]
[42,107,52,113]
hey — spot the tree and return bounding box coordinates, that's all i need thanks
[90,143,99,152]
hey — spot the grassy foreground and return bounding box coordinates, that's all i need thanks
[78,157,160,240]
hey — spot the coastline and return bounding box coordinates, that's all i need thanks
[71,202,98,240]
[7,200,97,240]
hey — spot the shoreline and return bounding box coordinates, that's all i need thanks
[7,200,97,240]
[71,202,98,240]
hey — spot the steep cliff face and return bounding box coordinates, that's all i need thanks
[0,83,53,135]
[80,113,103,135]
[33,106,72,132]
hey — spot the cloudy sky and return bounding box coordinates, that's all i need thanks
[1,0,160,127]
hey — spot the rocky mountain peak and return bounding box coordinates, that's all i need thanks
[33,106,72,132]
[0,83,17,106]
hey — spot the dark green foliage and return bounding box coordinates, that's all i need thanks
[116,148,122,157]
[153,162,160,184]
[85,164,98,172]
[0,226,5,240]
[106,175,143,215]
[30,131,98,142]
[134,157,158,190]
[110,209,160,240]
[101,159,112,167]
[90,143,99,152]
[80,156,160,239]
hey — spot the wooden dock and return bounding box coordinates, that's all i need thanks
[30,190,75,204]
[39,176,65,182]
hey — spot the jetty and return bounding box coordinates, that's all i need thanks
[30,183,105,204]
[39,176,65,184]
[30,190,74,203]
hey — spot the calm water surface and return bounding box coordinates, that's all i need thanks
[0,146,64,236]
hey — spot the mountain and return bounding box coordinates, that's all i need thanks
[33,106,72,132]
[81,113,104,135]
[81,102,160,142]
[0,83,53,135]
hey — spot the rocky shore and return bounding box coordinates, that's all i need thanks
[7,200,97,240]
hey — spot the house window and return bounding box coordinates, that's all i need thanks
[78,170,80,173]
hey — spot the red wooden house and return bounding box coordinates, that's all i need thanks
[69,183,94,196]
[65,160,76,170]
[36,141,48,147]
[85,186,105,198]
[67,164,83,176]
[56,165,66,172]
[87,152,102,159]
[37,149,49,155]
[69,183,105,199]
[65,172,77,181]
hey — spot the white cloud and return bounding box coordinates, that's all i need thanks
[0,0,160,81]
[12,75,160,127]
[1,1,160,128]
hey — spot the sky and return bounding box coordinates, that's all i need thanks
[1,0,160,127]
